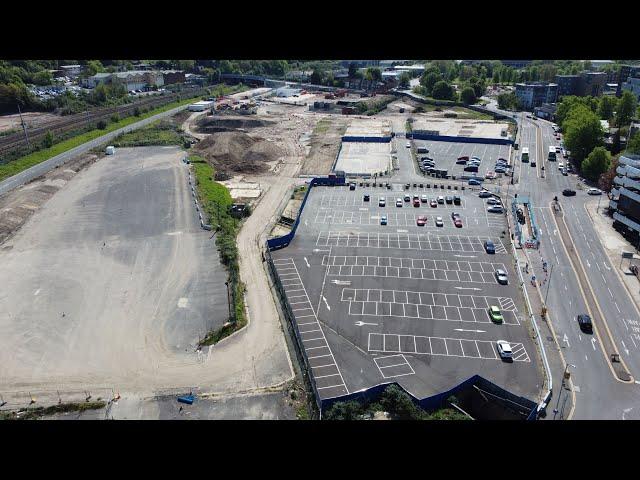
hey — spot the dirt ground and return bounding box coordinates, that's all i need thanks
[0,111,61,134]
[301,116,348,175]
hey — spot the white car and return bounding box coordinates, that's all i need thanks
[555,146,562,154]
[379,197,386,207]
[421,194,428,203]
[396,198,403,207]
[496,340,513,359]
[435,216,444,227]
[406,142,411,148]
[587,188,603,195]
[558,162,564,170]
[486,198,500,205]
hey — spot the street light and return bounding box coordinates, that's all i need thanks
[553,363,575,420]
[224,281,233,323]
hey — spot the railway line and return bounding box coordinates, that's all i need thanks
[0,86,208,158]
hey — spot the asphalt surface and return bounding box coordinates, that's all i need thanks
[0,104,190,197]
[485,99,640,419]
[270,117,543,404]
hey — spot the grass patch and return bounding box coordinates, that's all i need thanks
[190,156,247,346]
[111,118,185,147]
[313,119,331,135]
[0,95,202,182]
[1,401,107,420]
[356,96,395,116]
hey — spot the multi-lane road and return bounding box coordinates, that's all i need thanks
[485,99,640,419]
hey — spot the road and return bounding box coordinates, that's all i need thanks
[485,98,640,419]
[0,104,191,197]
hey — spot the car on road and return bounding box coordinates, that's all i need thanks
[530,160,536,167]
[486,198,500,205]
[479,190,492,198]
[364,194,370,202]
[404,195,411,202]
[495,269,508,285]
[484,240,495,254]
[558,162,564,170]
[379,196,386,207]
[489,306,504,324]
[430,199,438,208]
[577,314,593,333]
[453,195,461,205]
[406,142,411,148]
[562,168,568,176]
[421,194,428,203]
[451,212,460,220]
[587,188,602,195]
[494,167,506,174]
[485,171,496,179]
[496,340,513,359]
[562,189,576,197]
[488,205,504,213]
[471,156,481,162]
[437,196,445,204]
[380,215,388,225]
[413,198,421,207]
[468,178,482,186]
[416,215,427,226]
[435,216,444,227]
[497,157,508,164]
[396,198,403,207]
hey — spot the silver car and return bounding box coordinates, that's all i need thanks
[495,269,508,285]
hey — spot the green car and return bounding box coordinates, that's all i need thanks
[489,306,503,324]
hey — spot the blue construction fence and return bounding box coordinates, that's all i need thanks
[267,176,346,251]
[320,375,538,420]
[341,135,394,143]
[407,132,513,146]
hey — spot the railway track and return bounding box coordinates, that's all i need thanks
[0,87,208,158]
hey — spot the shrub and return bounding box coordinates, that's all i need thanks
[110,114,120,123]
[96,119,107,130]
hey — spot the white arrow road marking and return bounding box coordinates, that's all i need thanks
[354,321,379,327]
[603,263,611,271]
[586,259,591,268]
[591,338,597,351]
[331,280,351,285]
[622,341,630,356]
[313,249,330,253]
[454,328,486,333]
[304,220,308,226]
[563,333,570,348]
[455,287,482,291]
[454,255,477,258]
[322,296,331,311]
[397,229,408,233]
[304,257,310,268]
[359,208,368,211]
[553,229,557,236]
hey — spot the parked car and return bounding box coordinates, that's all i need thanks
[485,171,496,179]
[484,240,495,254]
[479,189,492,198]
[531,160,536,167]
[494,167,506,174]
[468,179,482,186]
[454,217,463,228]
[430,199,438,208]
[464,165,479,173]
[379,197,386,207]
[562,189,576,196]
[495,269,508,285]
[435,216,444,227]
[587,188,602,195]
[380,215,388,225]
[489,306,504,323]
[413,198,421,207]
[421,194,428,203]
[496,340,513,359]
[453,196,461,205]
[416,215,427,226]
[577,314,593,333]
[451,212,461,220]
[445,196,453,204]
[458,156,469,162]
[558,162,564,171]
[404,195,411,202]
[456,158,468,164]
[364,194,370,202]
[471,156,481,162]
[349,183,356,190]
[406,142,411,148]
[486,198,500,205]
[437,195,445,204]
[488,205,504,213]
[562,168,568,176]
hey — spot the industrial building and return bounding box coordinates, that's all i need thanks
[82,70,185,91]
[610,153,640,245]
[533,103,557,120]
[410,118,511,142]
[515,82,558,110]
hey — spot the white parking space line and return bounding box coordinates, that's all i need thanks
[373,354,416,379]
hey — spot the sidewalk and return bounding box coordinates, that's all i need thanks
[584,198,640,312]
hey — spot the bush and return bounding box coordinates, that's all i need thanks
[110,114,120,123]
[133,106,141,117]
[96,119,107,130]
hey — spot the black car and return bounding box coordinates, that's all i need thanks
[464,165,479,172]
[349,183,356,190]
[363,194,370,201]
[453,195,461,205]
[577,314,593,333]
[405,183,410,190]
[562,189,576,196]
[484,240,495,254]
[445,196,453,204]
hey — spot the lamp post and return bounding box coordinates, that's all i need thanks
[553,363,575,420]
[544,264,555,305]
[224,281,233,323]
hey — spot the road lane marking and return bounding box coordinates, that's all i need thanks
[615,302,621,313]
[622,341,630,356]
[322,296,331,311]
[591,338,597,350]
[304,257,310,268]
[608,287,613,297]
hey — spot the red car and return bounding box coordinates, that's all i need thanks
[458,156,469,161]
[454,218,463,228]
[416,215,427,226]
[413,198,421,207]
[430,199,438,208]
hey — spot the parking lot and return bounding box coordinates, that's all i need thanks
[413,140,511,180]
[271,183,542,402]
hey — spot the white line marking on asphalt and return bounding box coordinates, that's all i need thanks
[454,287,483,291]
[615,302,621,313]
[564,285,568,290]
[322,296,331,311]
[591,338,597,351]
[586,259,591,268]
[622,341,630,356]
[608,287,613,297]
[579,334,582,342]
[454,329,486,333]
[331,280,351,285]
[630,335,638,348]
[397,229,408,233]
[563,333,570,348]
[34,289,40,296]
[596,263,601,272]
[585,355,588,361]
[354,321,378,326]
[454,255,477,258]
[602,274,607,283]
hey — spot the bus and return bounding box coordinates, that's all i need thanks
[548,146,557,162]
[521,147,529,163]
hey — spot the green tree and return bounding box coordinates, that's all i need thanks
[616,91,638,127]
[368,67,382,83]
[348,62,357,78]
[563,106,604,164]
[323,401,363,420]
[492,70,500,84]
[398,72,411,89]
[32,70,53,86]
[420,71,440,95]
[598,96,616,121]
[431,80,454,100]
[42,131,54,148]
[627,132,640,154]
[460,86,476,105]
[378,385,424,420]
[309,69,323,85]
[497,92,518,110]
[85,60,104,77]
[582,146,612,181]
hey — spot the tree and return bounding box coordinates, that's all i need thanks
[431,80,454,100]
[368,67,382,83]
[398,72,411,89]
[460,86,476,105]
[563,106,604,164]
[598,96,616,121]
[378,385,424,420]
[420,72,440,95]
[323,401,363,420]
[582,146,612,181]
[309,69,322,85]
[599,156,619,192]
[616,91,638,127]
[348,62,357,78]
[85,60,104,77]
[492,70,501,84]
[627,131,640,154]
[497,92,518,110]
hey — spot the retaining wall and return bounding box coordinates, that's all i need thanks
[407,132,513,146]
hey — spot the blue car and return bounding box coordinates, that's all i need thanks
[468,179,482,186]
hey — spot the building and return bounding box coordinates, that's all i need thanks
[630,121,640,140]
[82,70,177,91]
[534,103,557,120]
[393,64,425,75]
[554,71,607,97]
[616,65,640,97]
[82,72,112,88]
[610,154,640,244]
[622,77,640,101]
[589,60,615,70]
[60,64,83,78]
[161,70,186,85]
[515,82,558,110]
